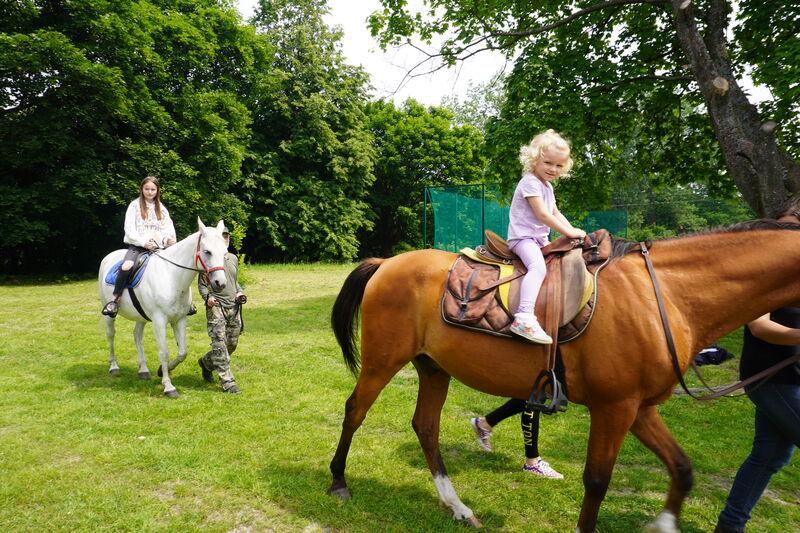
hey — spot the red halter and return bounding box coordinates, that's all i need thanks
[194,233,225,282]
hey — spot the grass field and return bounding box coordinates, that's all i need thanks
[0,263,797,532]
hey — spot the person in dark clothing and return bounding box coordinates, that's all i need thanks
[714,209,800,533]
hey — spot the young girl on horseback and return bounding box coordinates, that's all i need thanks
[508,129,585,343]
[101,175,176,317]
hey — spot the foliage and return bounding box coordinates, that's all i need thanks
[1,265,797,532]
[242,0,375,262]
[1,0,377,271]
[0,0,255,272]
[359,98,486,256]
[368,0,800,216]
[440,71,506,132]
[611,183,755,241]
[734,0,800,159]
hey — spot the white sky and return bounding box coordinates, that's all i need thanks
[235,0,510,106]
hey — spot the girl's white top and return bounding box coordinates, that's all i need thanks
[506,172,556,246]
[123,199,177,248]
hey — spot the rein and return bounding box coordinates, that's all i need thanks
[152,233,225,281]
[639,241,800,400]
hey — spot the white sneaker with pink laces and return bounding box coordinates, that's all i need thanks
[510,313,553,344]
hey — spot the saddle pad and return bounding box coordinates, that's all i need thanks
[104,255,150,288]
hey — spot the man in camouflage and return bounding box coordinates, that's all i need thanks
[197,224,245,393]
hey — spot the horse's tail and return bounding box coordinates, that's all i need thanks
[331,258,385,376]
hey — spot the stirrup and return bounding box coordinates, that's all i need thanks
[101,301,118,317]
[526,369,568,414]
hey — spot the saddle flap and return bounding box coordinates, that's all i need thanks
[443,256,514,326]
[539,248,593,326]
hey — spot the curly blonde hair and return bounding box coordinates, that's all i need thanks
[519,129,573,176]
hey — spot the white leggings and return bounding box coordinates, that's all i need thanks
[509,238,546,314]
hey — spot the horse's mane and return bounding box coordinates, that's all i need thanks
[607,219,800,262]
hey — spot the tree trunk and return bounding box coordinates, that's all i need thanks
[670,0,800,217]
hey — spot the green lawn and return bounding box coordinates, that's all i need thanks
[0,263,797,532]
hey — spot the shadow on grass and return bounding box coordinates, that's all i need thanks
[258,461,711,533]
[63,363,215,395]
[260,462,506,532]
[390,440,710,532]
[396,439,521,475]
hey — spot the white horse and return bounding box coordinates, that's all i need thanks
[98,218,228,397]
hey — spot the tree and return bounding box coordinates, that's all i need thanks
[1,0,377,271]
[440,72,506,132]
[244,0,376,262]
[360,99,486,257]
[368,0,800,217]
[1,0,254,272]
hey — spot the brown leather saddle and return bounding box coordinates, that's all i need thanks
[441,229,613,343]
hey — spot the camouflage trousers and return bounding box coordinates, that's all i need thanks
[199,304,241,390]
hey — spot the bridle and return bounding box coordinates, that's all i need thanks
[153,232,225,282]
[193,232,225,282]
[640,241,800,400]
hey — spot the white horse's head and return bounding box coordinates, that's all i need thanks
[196,218,229,292]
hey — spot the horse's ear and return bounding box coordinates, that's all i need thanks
[216,220,225,233]
[197,217,206,231]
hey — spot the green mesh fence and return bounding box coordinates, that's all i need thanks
[424,184,627,252]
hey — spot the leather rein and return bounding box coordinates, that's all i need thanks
[640,241,800,400]
[153,233,225,282]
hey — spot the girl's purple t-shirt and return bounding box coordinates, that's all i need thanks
[507,172,555,246]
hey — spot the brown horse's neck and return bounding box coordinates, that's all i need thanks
[642,227,800,351]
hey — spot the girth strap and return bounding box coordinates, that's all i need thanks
[127,287,151,322]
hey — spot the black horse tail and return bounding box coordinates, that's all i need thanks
[331,258,385,376]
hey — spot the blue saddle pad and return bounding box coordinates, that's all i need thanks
[104,254,151,287]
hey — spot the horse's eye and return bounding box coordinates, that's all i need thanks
[205,250,212,256]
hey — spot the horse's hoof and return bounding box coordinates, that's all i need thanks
[461,515,482,528]
[327,486,351,500]
[164,390,179,398]
[109,368,120,376]
[138,371,151,380]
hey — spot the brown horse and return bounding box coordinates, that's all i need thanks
[328,221,800,532]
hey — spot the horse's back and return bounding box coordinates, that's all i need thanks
[363,249,455,310]
[99,249,127,274]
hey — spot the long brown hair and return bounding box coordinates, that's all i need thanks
[138,176,163,221]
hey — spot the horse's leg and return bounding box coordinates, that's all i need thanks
[151,317,178,397]
[133,321,150,379]
[168,317,188,371]
[104,316,119,375]
[576,402,640,533]
[328,358,409,500]
[410,355,480,527]
[156,318,188,378]
[632,405,693,533]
